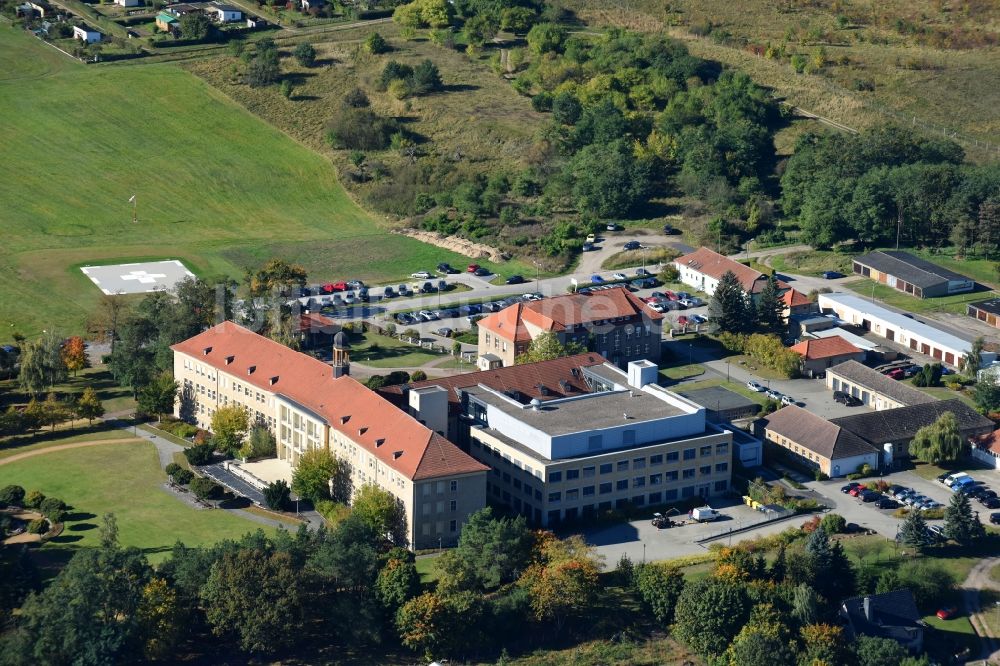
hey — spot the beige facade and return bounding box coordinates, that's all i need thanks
[173,352,277,433]
[469,427,732,525]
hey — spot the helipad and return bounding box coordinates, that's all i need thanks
[80,260,195,295]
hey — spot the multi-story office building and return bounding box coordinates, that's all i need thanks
[406,359,733,526]
[171,322,488,549]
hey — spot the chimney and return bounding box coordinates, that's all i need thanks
[863,596,873,621]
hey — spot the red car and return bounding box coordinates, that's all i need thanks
[936,606,959,620]
[677,316,689,326]
[849,487,866,497]
[884,368,905,380]
[664,291,678,301]
[467,264,480,273]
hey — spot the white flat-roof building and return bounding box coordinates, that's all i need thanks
[817,292,983,368]
[408,360,734,526]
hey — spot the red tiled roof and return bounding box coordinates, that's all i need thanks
[781,288,812,308]
[379,352,607,409]
[789,336,862,360]
[297,312,339,334]
[478,287,662,342]
[171,323,488,481]
[973,430,1000,456]
[674,247,788,294]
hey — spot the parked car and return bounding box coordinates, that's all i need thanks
[821,271,844,279]
[982,497,1000,509]
[766,389,783,401]
[689,506,721,522]
[884,368,905,380]
[687,296,705,306]
[663,224,680,234]
[936,606,959,620]
[586,233,597,244]
[421,282,436,293]
[781,395,796,406]
[611,272,627,281]
[746,381,765,392]
[876,498,899,510]
[649,303,667,313]
[636,267,651,276]
[394,312,413,324]
[347,280,365,290]
[582,242,594,251]
[418,310,437,321]
[606,223,621,231]
[861,491,882,503]
[844,522,861,533]
[676,292,691,299]
[679,298,697,307]
[435,327,453,337]
[849,486,866,497]
[927,525,946,542]
[677,316,689,326]
[474,267,491,277]
[991,513,1000,525]
[841,482,862,494]
[411,271,432,279]
[623,240,641,250]
[690,314,707,324]
[437,263,458,274]
[833,390,862,406]
[467,264,480,273]
[590,274,605,283]
[505,275,525,284]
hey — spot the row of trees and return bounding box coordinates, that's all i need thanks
[16,333,87,397]
[708,270,786,335]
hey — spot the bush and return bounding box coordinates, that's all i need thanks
[263,480,291,511]
[24,490,45,509]
[0,485,25,506]
[184,442,216,466]
[813,469,829,481]
[47,508,66,525]
[39,497,66,519]
[410,370,427,382]
[165,463,181,477]
[27,518,48,535]
[189,476,221,500]
[820,513,846,534]
[326,107,399,151]
[173,469,194,485]
[294,42,316,67]
[364,31,389,54]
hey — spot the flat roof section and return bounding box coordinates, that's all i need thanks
[677,386,757,413]
[853,251,973,288]
[969,298,1000,317]
[818,293,973,352]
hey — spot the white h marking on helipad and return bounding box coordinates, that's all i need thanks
[120,270,167,284]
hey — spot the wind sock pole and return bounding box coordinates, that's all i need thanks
[129,194,137,224]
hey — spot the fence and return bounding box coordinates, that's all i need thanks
[695,504,803,544]
[971,447,1000,470]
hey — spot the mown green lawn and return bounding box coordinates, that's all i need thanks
[352,331,445,369]
[0,426,135,462]
[843,278,997,316]
[0,440,273,562]
[0,29,515,337]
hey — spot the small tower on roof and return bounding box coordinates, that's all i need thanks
[333,329,350,378]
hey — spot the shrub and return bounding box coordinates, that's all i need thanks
[263,480,291,511]
[813,469,829,481]
[47,508,66,525]
[364,31,389,54]
[0,485,25,506]
[820,513,846,534]
[184,442,216,466]
[39,497,66,519]
[326,107,399,150]
[410,370,427,381]
[189,476,221,500]
[293,42,316,67]
[24,490,45,509]
[165,463,181,477]
[173,469,194,485]
[27,518,48,535]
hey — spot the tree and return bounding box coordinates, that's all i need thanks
[0,485,25,506]
[244,44,280,88]
[364,31,388,54]
[89,294,126,354]
[909,411,963,464]
[897,509,932,550]
[551,91,582,125]
[351,483,408,548]
[726,603,796,666]
[179,12,212,40]
[943,489,985,543]
[190,477,220,500]
[291,447,350,503]
[100,512,120,550]
[239,424,276,459]
[791,582,820,625]
[518,534,603,633]
[137,577,182,661]
[293,42,316,67]
[853,635,911,666]
[438,508,534,593]
[262,480,290,511]
[210,404,250,456]
[800,623,847,666]
[75,387,105,425]
[973,375,1000,413]
[806,527,856,603]
[709,271,750,334]
[820,512,846,535]
[634,562,685,624]
[8,547,151,665]
[755,275,785,333]
[500,6,535,33]
[396,591,481,661]
[137,372,177,423]
[515,331,583,364]
[961,337,985,377]
[376,556,420,612]
[673,577,751,658]
[201,548,304,653]
[60,336,87,376]
[526,22,566,54]
[183,441,215,466]
[18,331,68,396]
[569,139,651,217]
[410,59,442,94]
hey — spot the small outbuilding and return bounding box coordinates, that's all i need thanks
[789,336,865,376]
[72,24,102,43]
[207,1,242,22]
[852,250,974,298]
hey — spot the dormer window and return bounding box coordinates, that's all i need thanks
[393,451,403,459]
[202,346,212,355]
[247,366,256,375]
[225,355,235,365]
[376,438,385,447]
[359,427,368,436]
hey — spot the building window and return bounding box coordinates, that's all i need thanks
[649,491,662,504]
[649,474,662,486]
[616,480,628,491]
[715,463,728,473]
[681,486,695,498]
[700,445,713,457]
[682,469,695,479]
[664,489,678,501]
[632,457,646,470]
[666,451,679,462]
[633,477,645,488]
[583,466,595,478]
[450,500,457,512]
[566,469,579,480]
[566,489,579,501]
[714,480,728,492]
[650,454,663,466]
[700,466,711,476]
[666,471,678,481]
[683,448,696,460]
[716,443,729,455]
[548,471,562,483]
[599,482,612,495]
[583,486,595,497]
[548,492,561,504]
[450,480,458,492]
[616,461,629,472]
[600,463,613,474]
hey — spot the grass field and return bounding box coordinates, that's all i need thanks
[0,439,272,562]
[0,426,134,462]
[0,28,518,337]
[352,331,445,368]
[843,278,997,316]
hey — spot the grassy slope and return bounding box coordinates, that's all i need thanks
[565,0,1000,162]
[0,440,273,562]
[0,29,513,336]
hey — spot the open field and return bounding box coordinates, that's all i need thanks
[843,279,997,316]
[0,439,273,562]
[0,426,134,462]
[0,365,136,414]
[565,0,1000,163]
[0,28,520,337]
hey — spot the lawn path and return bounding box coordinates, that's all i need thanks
[0,438,141,467]
[962,556,1000,662]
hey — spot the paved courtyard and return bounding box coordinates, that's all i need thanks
[80,260,195,295]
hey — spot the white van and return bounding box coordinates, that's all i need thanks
[944,472,970,487]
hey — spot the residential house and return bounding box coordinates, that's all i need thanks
[841,590,924,653]
[826,360,937,411]
[404,360,734,526]
[817,292,994,368]
[673,247,788,300]
[113,0,143,7]
[300,0,325,10]
[72,24,102,43]
[853,250,974,298]
[760,405,880,478]
[171,322,488,550]
[155,12,179,32]
[968,297,1000,331]
[475,286,663,369]
[206,1,242,22]
[971,430,1000,470]
[789,336,865,376]
[781,288,815,320]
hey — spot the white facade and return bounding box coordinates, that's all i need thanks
[73,25,101,43]
[114,0,143,7]
[818,292,974,368]
[676,263,720,296]
[210,6,242,21]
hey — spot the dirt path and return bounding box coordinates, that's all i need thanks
[962,556,1000,663]
[0,438,142,467]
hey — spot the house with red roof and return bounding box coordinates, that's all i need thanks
[673,247,789,301]
[171,322,487,550]
[781,288,816,319]
[790,336,865,376]
[475,286,663,369]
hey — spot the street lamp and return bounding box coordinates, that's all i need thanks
[726,359,730,383]
[643,543,646,564]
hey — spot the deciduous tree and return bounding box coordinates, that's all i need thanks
[634,562,685,624]
[376,556,420,612]
[293,42,316,67]
[137,372,177,423]
[518,534,602,632]
[673,577,751,658]
[438,508,533,593]
[351,483,408,549]
[18,332,68,397]
[210,404,250,456]
[75,386,105,425]
[909,411,963,464]
[263,480,290,511]
[515,331,583,364]
[291,447,350,503]
[60,336,87,376]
